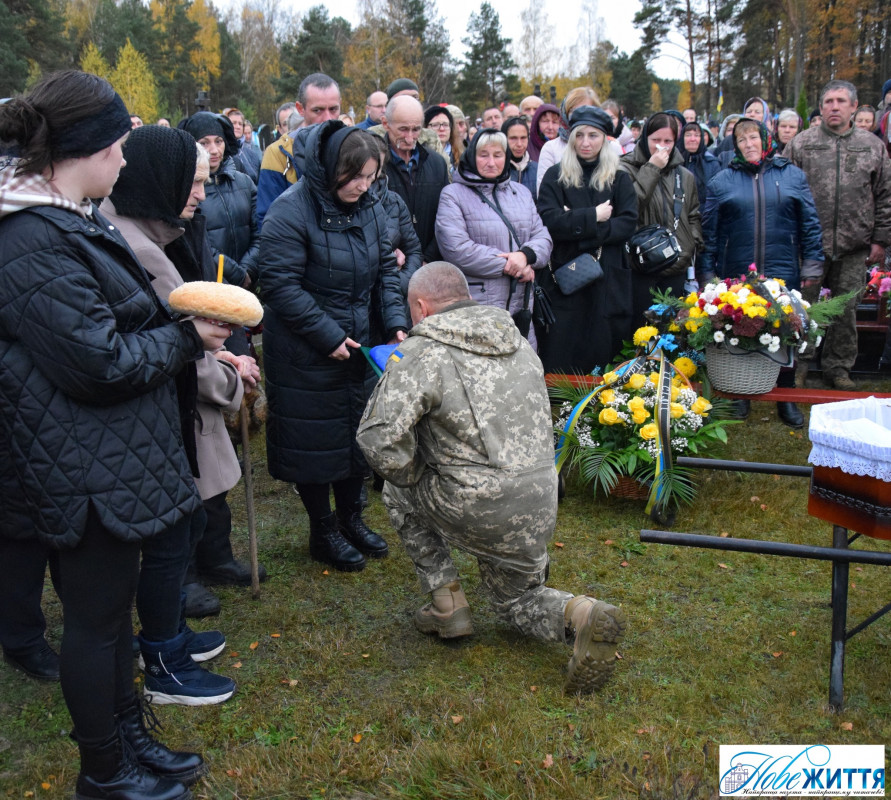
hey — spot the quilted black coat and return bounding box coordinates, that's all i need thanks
[0,204,204,548]
[259,121,408,484]
[202,156,261,287]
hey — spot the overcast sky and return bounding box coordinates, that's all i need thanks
[276,0,688,81]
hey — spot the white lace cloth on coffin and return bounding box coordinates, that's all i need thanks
[808,396,891,482]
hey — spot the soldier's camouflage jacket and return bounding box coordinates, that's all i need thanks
[785,123,891,259]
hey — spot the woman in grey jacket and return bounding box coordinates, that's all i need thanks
[435,128,552,350]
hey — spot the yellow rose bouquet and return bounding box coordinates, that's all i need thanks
[550,331,737,512]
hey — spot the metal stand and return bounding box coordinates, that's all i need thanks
[641,457,891,711]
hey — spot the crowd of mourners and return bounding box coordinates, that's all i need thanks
[0,66,890,799]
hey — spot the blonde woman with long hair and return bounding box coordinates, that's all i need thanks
[536,106,638,373]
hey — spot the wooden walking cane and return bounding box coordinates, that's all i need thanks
[240,395,260,599]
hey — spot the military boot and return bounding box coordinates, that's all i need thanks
[414,581,474,639]
[563,596,626,694]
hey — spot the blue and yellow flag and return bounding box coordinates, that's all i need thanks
[716,89,724,113]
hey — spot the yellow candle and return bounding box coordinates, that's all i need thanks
[216,254,224,283]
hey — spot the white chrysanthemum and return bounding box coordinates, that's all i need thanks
[799,341,809,353]
[763,280,781,299]
[704,303,719,315]
[713,331,725,343]
[767,341,780,353]
[724,323,733,330]
[729,337,739,346]
[772,336,780,346]
[759,333,773,345]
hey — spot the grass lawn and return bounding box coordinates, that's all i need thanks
[1,390,890,799]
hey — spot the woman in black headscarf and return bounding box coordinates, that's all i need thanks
[180,112,260,292]
[259,121,408,572]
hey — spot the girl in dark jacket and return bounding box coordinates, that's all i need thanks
[0,71,231,799]
[537,106,638,373]
[259,121,408,572]
[700,119,824,427]
[181,112,260,291]
[620,114,704,327]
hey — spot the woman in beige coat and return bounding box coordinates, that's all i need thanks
[100,126,259,705]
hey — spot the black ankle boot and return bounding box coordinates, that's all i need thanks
[337,510,389,558]
[309,513,366,571]
[117,698,205,785]
[75,730,190,800]
[777,402,804,429]
[732,399,751,419]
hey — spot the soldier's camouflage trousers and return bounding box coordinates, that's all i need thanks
[382,479,572,643]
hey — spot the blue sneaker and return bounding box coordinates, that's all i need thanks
[139,631,236,706]
[181,623,225,662]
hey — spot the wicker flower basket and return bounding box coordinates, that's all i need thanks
[610,475,652,500]
[705,345,781,394]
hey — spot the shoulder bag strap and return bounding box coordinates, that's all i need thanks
[471,186,529,311]
[672,168,684,231]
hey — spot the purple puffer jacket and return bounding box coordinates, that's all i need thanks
[435,172,553,350]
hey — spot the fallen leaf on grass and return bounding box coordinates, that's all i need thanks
[362,653,370,659]
[855,567,863,572]
[840,722,853,731]
[760,504,768,511]
[352,734,362,743]
[529,685,537,692]
[554,542,564,548]
[620,560,629,567]
[718,563,728,569]
[790,631,796,636]
[604,539,614,545]
[771,652,783,658]
[322,570,329,575]
[615,652,623,659]
[24,792,34,798]
[750,496,760,502]
[720,531,729,537]
[225,768,242,777]
[542,754,554,768]
[41,783,50,790]
[636,726,655,735]
[229,651,239,658]
[568,723,575,732]
[451,715,463,725]
[249,641,259,650]
[270,633,281,638]
[642,752,651,761]
[232,661,242,668]
[514,760,522,765]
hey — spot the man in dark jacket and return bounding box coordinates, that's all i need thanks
[381,95,450,263]
[787,79,891,390]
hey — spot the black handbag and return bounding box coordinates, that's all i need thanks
[625,169,684,275]
[507,279,533,337]
[531,283,555,329]
[549,249,603,295]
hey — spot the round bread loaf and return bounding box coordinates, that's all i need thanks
[168,281,263,327]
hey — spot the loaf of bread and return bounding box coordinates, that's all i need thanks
[168,281,263,327]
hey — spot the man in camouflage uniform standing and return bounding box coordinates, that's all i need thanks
[787,79,891,390]
[356,262,626,694]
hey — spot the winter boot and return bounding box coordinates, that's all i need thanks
[74,730,190,800]
[140,631,236,706]
[414,581,474,639]
[116,697,205,785]
[336,509,388,558]
[563,596,627,694]
[308,513,366,571]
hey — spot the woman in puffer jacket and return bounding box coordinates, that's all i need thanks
[434,127,553,350]
[181,112,260,290]
[700,119,824,428]
[0,70,230,799]
[619,113,703,328]
[259,121,408,574]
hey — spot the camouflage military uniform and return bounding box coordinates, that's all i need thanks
[356,301,572,643]
[786,124,891,377]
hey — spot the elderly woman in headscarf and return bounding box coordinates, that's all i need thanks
[700,118,823,428]
[435,127,552,350]
[180,112,260,293]
[100,125,260,705]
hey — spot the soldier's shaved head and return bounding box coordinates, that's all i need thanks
[407,262,471,323]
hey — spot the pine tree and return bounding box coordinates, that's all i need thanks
[80,41,111,80]
[110,38,160,121]
[277,5,351,98]
[455,2,520,112]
